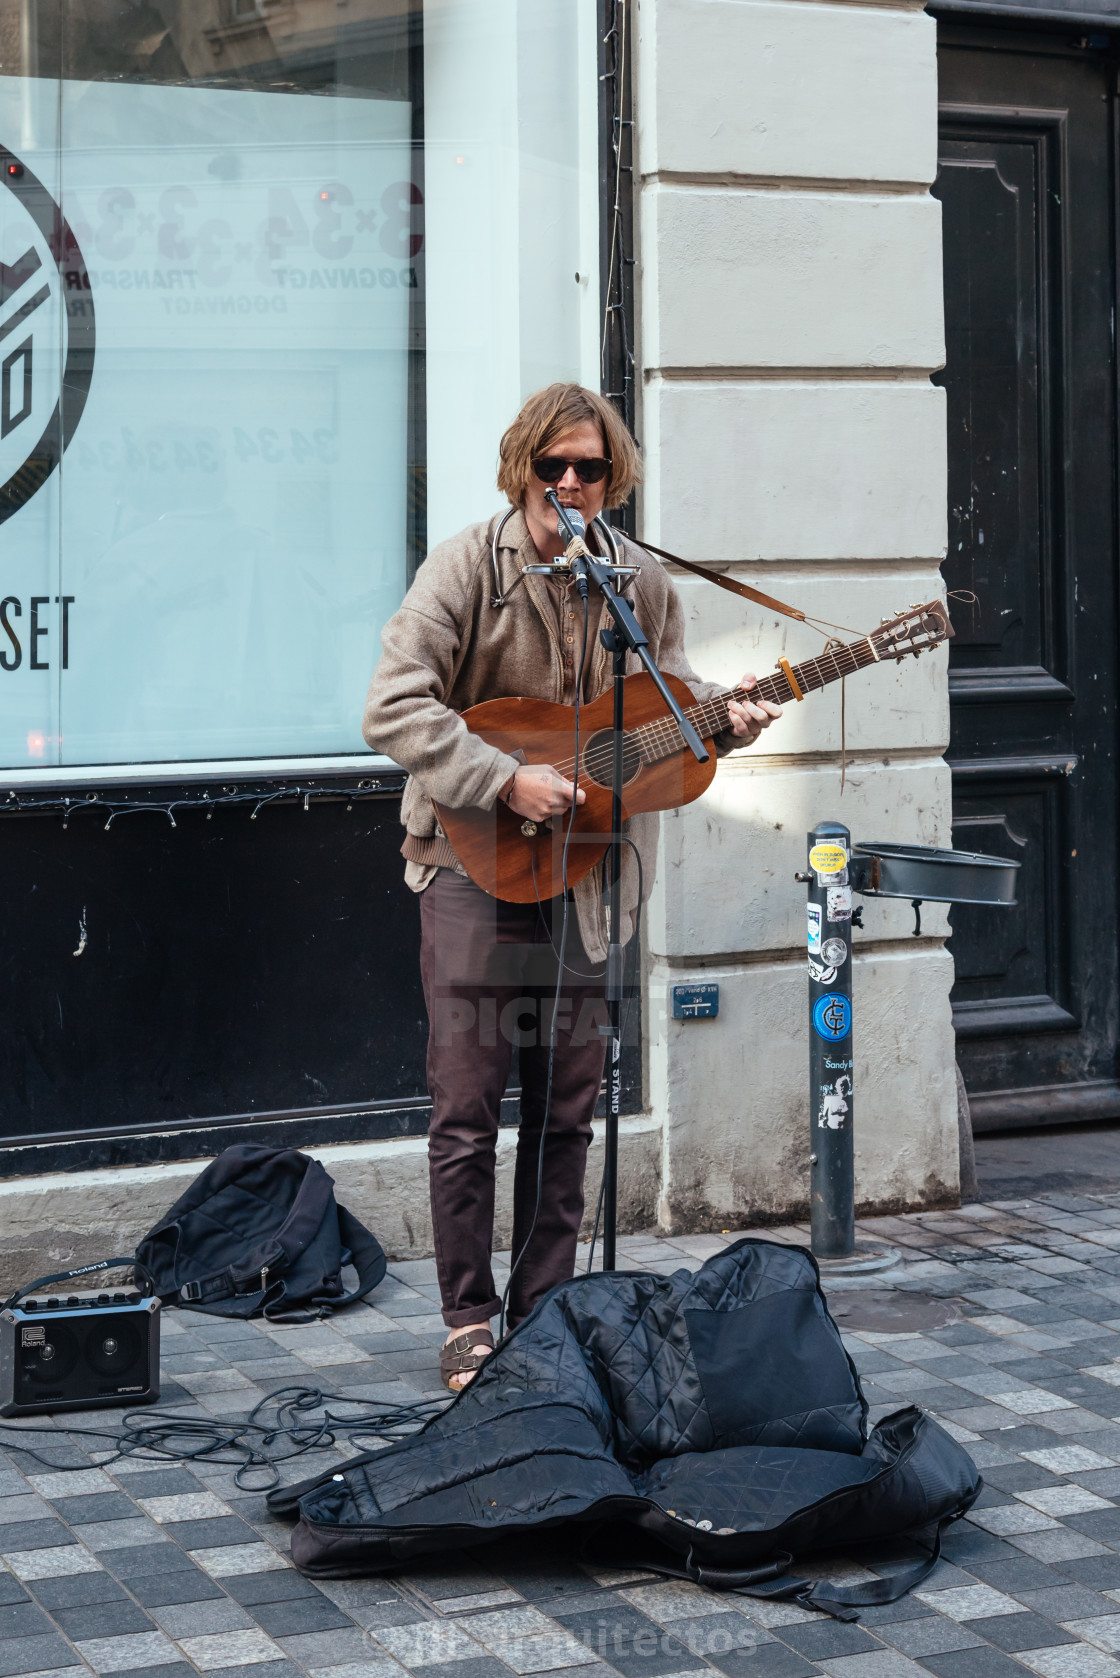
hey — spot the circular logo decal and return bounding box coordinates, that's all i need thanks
[812,992,852,1042]
[821,937,848,967]
[0,147,94,525]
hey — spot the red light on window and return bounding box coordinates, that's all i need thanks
[6,163,22,178]
[319,190,330,201]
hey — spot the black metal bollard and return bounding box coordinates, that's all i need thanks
[805,821,856,1258]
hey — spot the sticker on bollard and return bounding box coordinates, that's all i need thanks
[813,991,851,1041]
[809,842,848,877]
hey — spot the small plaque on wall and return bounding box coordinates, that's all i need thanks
[671,983,719,1020]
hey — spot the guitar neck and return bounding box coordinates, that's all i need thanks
[635,635,879,763]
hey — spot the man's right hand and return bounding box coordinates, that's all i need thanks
[507,764,587,822]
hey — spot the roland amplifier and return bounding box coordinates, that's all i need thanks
[0,1259,160,1417]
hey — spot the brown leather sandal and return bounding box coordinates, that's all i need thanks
[439,1328,495,1391]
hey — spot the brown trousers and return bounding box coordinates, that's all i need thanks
[419,869,608,1329]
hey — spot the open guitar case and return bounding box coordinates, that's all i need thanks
[268,1239,981,1619]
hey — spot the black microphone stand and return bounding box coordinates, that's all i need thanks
[545,491,709,1268]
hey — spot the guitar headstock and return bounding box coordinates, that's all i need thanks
[870,601,953,662]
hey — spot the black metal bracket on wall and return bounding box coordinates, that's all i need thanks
[599,0,637,539]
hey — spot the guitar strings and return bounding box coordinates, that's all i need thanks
[545,632,877,781]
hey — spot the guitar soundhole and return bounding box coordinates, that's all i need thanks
[581,729,642,789]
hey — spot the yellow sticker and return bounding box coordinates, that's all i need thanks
[809,843,848,876]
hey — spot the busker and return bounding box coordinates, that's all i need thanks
[362,383,782,1389]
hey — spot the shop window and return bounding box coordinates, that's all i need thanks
[0,0,599,770]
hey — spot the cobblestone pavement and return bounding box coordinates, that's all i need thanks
[12,1195,1120,1678]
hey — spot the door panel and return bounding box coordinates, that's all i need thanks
[935,28,1119,1131]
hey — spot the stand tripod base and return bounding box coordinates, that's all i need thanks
[813,1240,901,1279]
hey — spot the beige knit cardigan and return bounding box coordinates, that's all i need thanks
[362,508,737,964]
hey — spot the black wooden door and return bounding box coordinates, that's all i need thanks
[935,24,1120,1131]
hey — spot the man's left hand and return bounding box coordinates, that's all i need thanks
[727,675,783,744]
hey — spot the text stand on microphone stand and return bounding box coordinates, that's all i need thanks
[545,492,709,1270]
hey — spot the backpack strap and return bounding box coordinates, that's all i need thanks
[333,1205,388,1306]
[262,1205,388,1320]
[719,1519,948,1622]
[609,1518,951,1624]
[179,1158,336,1306]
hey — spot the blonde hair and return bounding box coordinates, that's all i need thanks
[497,383,642,511]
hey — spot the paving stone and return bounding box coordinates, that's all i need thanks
[707,1645,814,1678]
[49,1498,138,1527]
[246,1598,354,1638]
[125,1570,226,1608]
[73,1633,179,1673]
[52,1601,158,1639]
[204,1664,302,1678]
[914,1587,1027,1622]
[159,1516,259,1550]
[2,1545,101,1580]
[1017,1589,1119,1621]
[1060,1559,1120,1590]
[969,1612,1078,1651]
[0,1572,29,1606]
[96,1547,189,1581]
[0,1634,86,1675]
[874,1616,983,1659]
[922,1644,1067,1678]
[967,1560,1065,1593]
[408,1660,514,1678]
[0,1522,77,1553]
[1016,1649,1120,1678]
[1009,1530,1112,1563]
[0,1600,56,1637]
[147,1600,255,1637]
[188,1545,291,1579]
[770,1621,883,1659]
[103,1473,202,1501]
[176,1630,285,1669]
[0,1496,58,1524]
[1064,1619,1120,1653]
[275,1635,378,1671]
[224,1575,330,1608]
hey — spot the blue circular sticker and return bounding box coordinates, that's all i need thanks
[813,992,852,1042]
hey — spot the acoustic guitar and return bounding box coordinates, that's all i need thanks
[433,601,951,903]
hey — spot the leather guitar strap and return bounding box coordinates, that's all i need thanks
[634,539,807,623]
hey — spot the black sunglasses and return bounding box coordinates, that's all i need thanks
[532,455,612,486]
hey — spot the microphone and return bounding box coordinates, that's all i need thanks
[549,495,591,598]
[554,501,586,547]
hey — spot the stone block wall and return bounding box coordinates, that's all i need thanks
[634,0,957,1228]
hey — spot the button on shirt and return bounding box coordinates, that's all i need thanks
[549,576,603,704]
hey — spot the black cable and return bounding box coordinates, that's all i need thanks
[0,1386,448,1490]
[502,585,591,1337]
[0,781,398,831]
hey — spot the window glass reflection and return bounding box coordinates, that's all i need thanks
[0,0,598,771]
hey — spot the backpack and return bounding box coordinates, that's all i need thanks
[136,1144,386,1321]
[267,1239,980,1615]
